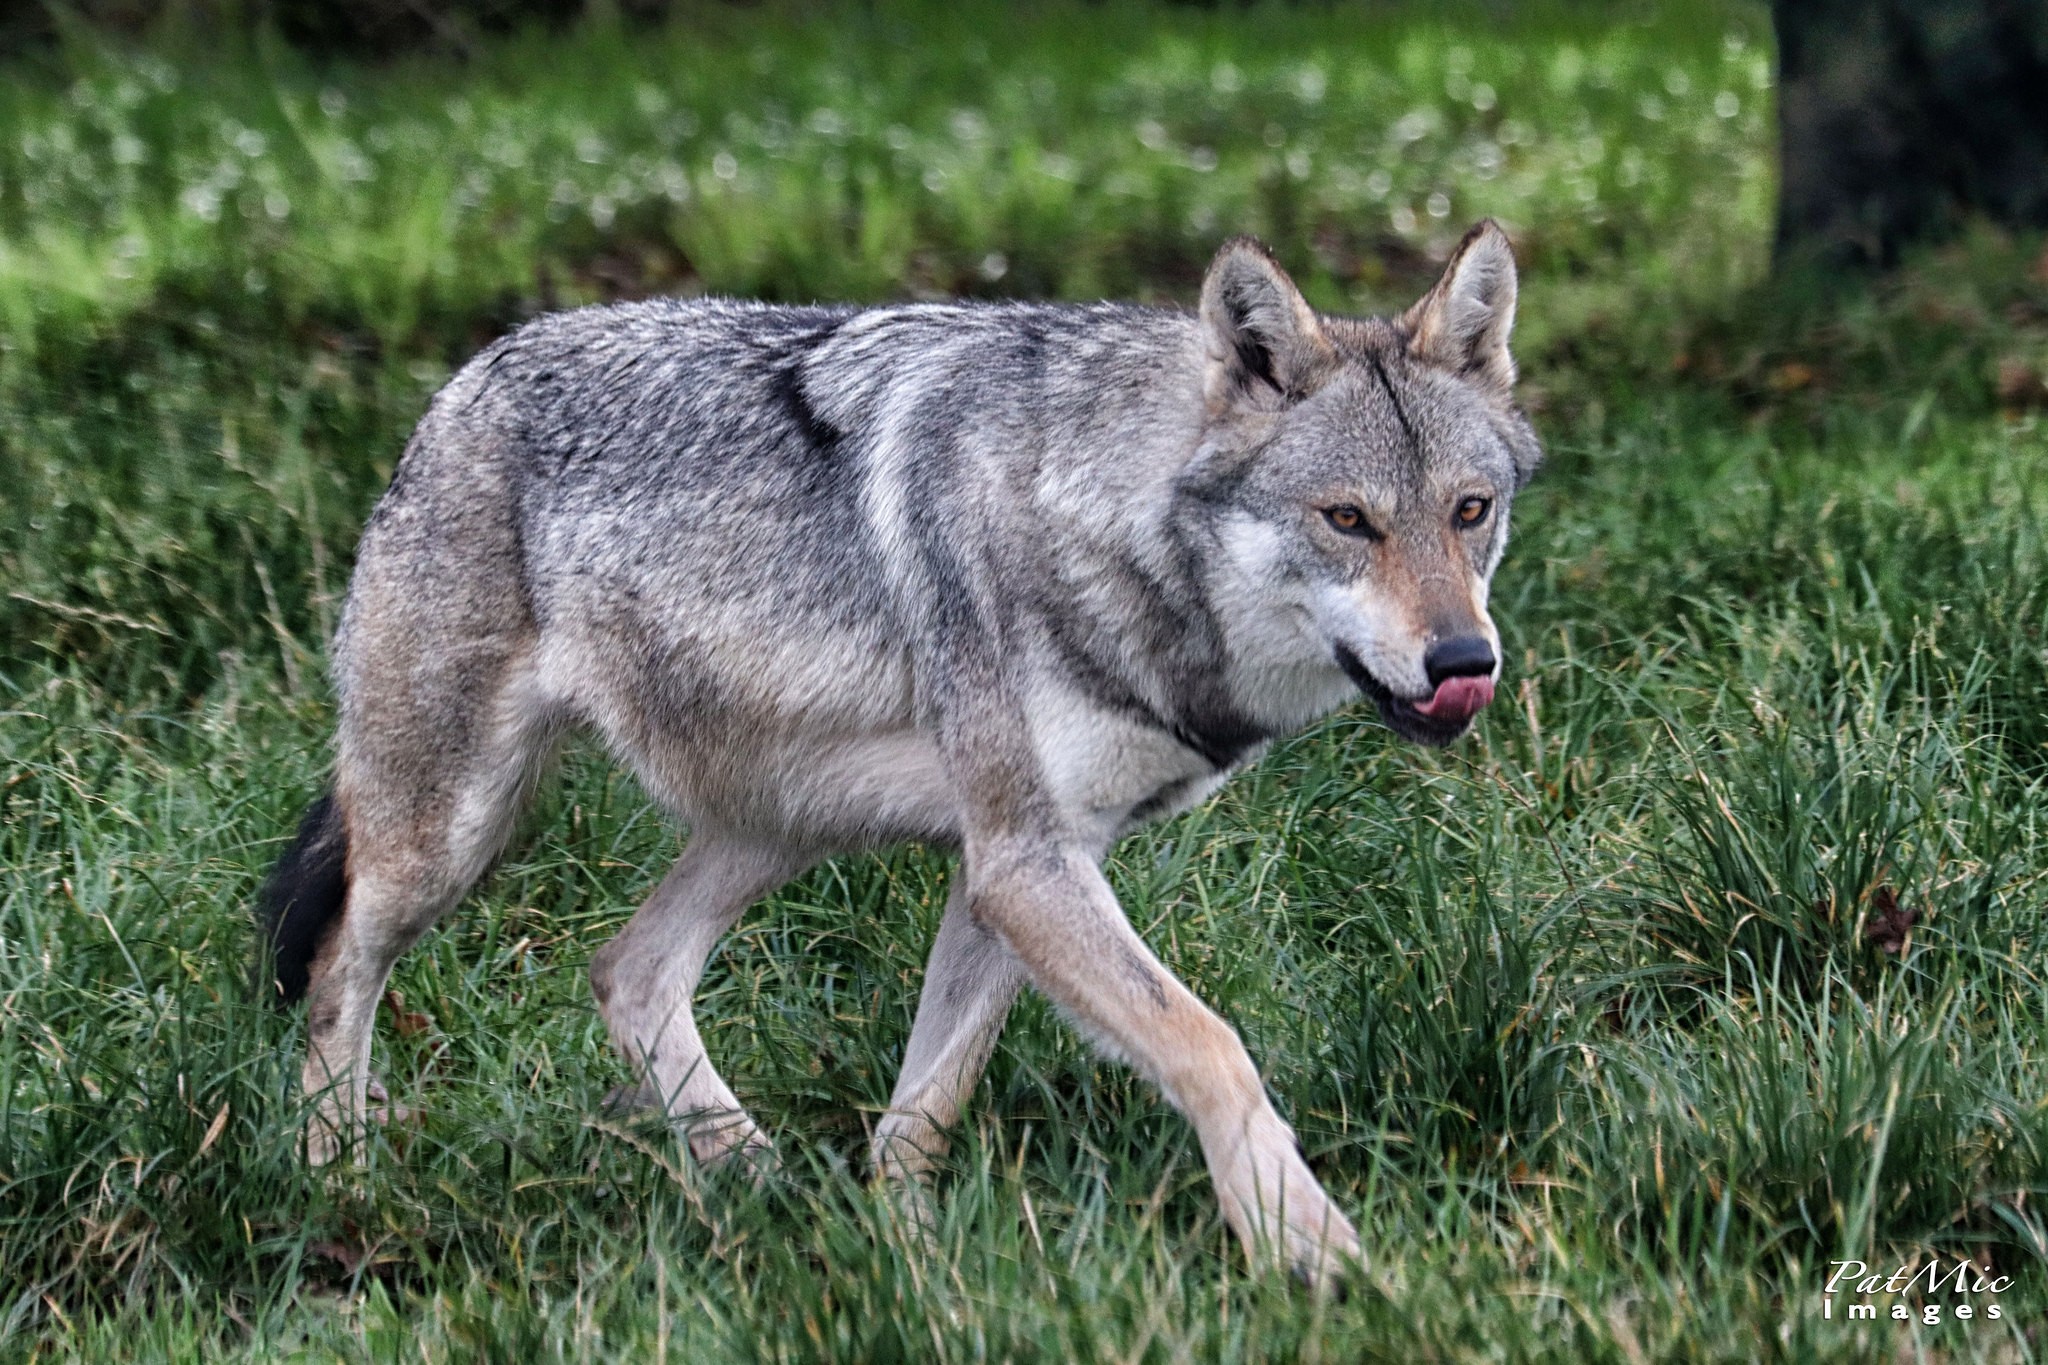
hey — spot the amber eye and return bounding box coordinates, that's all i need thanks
[1323,504,1378,538]
[1456,497,1491,527]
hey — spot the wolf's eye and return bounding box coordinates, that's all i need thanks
[1323,505,1379,539]
[1456,497,1491,527]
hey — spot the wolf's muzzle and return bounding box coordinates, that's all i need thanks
[1412,636,1497,725]
[1423,636,1496,686]
[1334,643,1493,747]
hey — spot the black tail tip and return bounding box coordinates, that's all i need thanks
[255,790,349,1007]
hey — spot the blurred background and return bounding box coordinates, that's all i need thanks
[3,3,2047,1360]
[3,0,2044,684]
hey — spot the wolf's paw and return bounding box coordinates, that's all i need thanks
[685,1114,779,1186]
[875,1176,945,1261]
[1214,1111,1364,1291]
[600,1081,660,1117]
[1240,1171,1363,1290]
[304,1116,346,1169]
[1277,1198,1364,1292]
[304,1077,410,1168]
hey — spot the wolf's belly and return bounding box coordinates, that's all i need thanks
[649,717,1230,854]
[612,703,1231,855]
[733,728,961,847]
[543,604,1236,851]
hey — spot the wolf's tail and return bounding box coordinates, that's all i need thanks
[256,789,349,1007]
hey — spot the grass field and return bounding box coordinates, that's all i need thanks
[4,2,2048,1359]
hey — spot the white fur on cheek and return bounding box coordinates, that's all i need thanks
[1207,516,1354,729]
[1308,580,1431,700]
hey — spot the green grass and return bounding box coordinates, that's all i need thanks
[5,2,2048,1360]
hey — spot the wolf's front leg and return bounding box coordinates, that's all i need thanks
[965,835,1361,1286]
[873,880,1026,1198]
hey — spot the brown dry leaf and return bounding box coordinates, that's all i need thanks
[1603,990,1632,1033]
[1767,360,1815,392]
[1863,885,1919,955]
[382,990,432,1038]
[1995,358,2048,409]
[307,1239,365,1275]
[194,1101,230,1161]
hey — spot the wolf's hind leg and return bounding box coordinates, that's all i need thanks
[589,835,810,1168]
[872,880,1024,1188]
[301,663,556,1166]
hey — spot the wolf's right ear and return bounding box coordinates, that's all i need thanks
[1199,238,1336,411]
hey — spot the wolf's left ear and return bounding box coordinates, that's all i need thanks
[1401,219,1518,394]
[1199,237,1336,410]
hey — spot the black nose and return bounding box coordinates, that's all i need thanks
[1424,636,1496,686]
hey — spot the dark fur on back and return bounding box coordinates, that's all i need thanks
[256,791,349,1005]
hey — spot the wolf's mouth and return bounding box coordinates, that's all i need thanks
[1333,645,1492,748]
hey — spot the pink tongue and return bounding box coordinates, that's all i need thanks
[1412,675,1495,722]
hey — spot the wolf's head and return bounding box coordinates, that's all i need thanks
[1183,221,1541,747]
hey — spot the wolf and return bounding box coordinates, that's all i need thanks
[258,220,1540,1285]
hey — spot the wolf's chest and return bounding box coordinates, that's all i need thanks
[1028,685,1244,842]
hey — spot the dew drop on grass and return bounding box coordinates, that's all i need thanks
[949,109,987,143]
[180,185,221,222]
